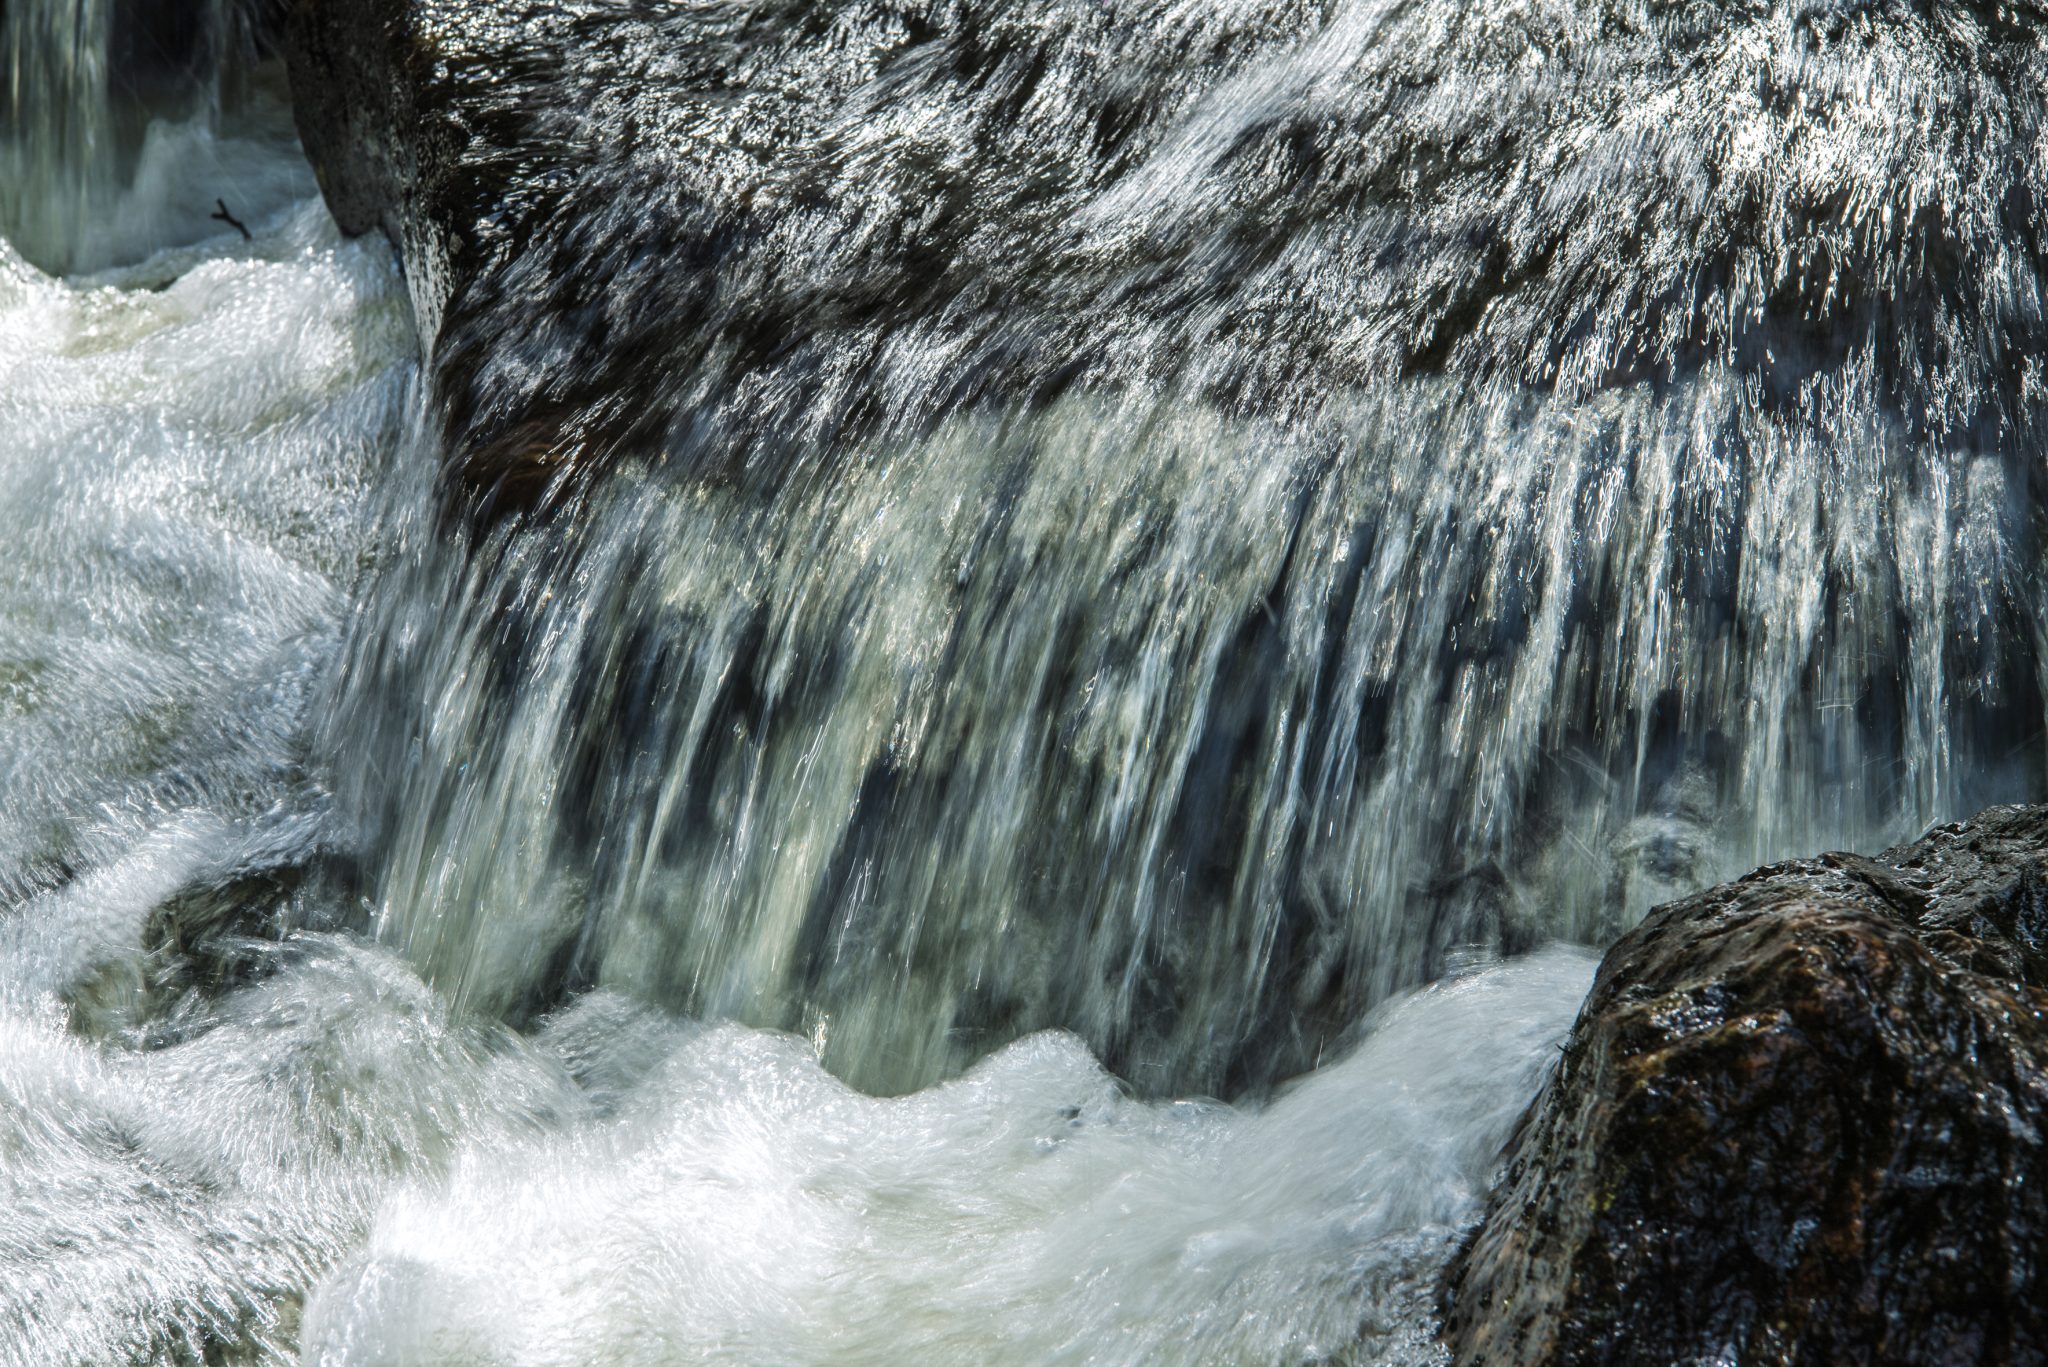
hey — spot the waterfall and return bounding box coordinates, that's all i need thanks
[2,0,117,269]
[328,370,2045,1098]
[0,0,2043,1361]
[312,0,2048,1096]
[0,0,295,275]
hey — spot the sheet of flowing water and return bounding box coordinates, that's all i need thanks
[346,366,2043,1099]
[3,0,2045,1362]
[0,20,1599,1363]
[325,0,2048,1100]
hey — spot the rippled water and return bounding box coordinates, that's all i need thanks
[4,0,2045,1361]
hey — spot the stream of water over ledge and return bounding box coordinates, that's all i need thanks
[2,1,2044,1363]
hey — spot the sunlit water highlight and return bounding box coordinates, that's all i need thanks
[5,0,2048,1361]
[323,0,2048,1099]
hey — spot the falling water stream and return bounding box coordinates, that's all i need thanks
[2,1,2044,1363]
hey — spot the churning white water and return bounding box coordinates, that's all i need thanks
[0,76,1600,1367]
[299,951,1590,1367]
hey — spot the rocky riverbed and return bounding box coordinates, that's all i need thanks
[1,0,2044,1360]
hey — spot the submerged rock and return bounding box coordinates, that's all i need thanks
[1443,804,2048,1365]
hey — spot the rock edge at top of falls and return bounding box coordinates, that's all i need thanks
[284,0,2048,508]
[1444,803,2048,1367]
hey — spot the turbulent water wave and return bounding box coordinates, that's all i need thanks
[299,951,1591,1367]
[0,60,1596,1366]
[0,145,436,1359]
[0,194,409,935]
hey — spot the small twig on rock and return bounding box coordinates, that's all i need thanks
[211,199,251,241]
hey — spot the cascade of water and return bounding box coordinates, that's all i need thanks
[0,0,2044,1359]
[312,0,2048,1097]
[334,362,2046,1099]
[0,0,117,269]
[0,183,1590,1357]
[0,0,291,275]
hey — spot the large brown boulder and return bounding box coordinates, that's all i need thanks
[1443,805,2048,1365]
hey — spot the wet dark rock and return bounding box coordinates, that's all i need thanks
[282,0,459,330]
[1442,804,2048,1366]
[285,0,2048,507]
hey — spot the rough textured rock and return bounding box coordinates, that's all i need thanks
[1443,805,2048,1366]
[282,0,465,339]
[284,0,2048,508]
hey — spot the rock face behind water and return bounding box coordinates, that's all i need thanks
[286,0,2048,504]
[277,0,2048,1103]
[1444,805,2048,1366]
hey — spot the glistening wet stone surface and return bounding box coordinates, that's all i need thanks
[275,0,2048,1103]
[1445,804,2048,1366]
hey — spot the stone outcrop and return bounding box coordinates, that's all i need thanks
[1443,805,2048,1365]
[284,1,2048,509]
[277,2,2048,1110]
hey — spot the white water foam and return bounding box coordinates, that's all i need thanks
[0,117,435,1361]
[0,181,412,912]
[299,948,1592,1367]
